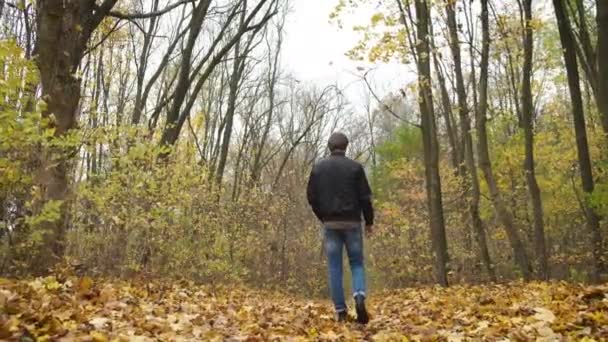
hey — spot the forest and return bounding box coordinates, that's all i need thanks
[0,0,607,340]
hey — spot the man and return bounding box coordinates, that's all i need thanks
[306,132,374,324]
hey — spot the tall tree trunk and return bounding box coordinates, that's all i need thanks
[216,2,266,186]
[132,0,160,125]
[160,0,212,148]
[567,0,608,137]
[428,20,460,171]
[521,0,549,280]
[553,0,603,282]
[445,0,495,282]
[597,1,608,136]
[90,50,104,175]
[34,0,119,265]
[414,0,448,287]
[433,50,460,172]
[215,39,243,186]
[34,0,95,266]
[477,0,533,281]
[33,0,188,267]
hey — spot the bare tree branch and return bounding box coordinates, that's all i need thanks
[107,0,196,20]
[187,115,207,163]
[360,69,421,128]
[84,19,126,56]
[0,0,6,20]
[91,0,120,32]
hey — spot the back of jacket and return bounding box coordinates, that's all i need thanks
[306,151,374,225]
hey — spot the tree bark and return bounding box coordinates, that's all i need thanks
[553,0,603,282]
[521,0,549,280]
[414,0,449,287]
[477,0,533,281]
[34,0,111,265]
[597,1,608,136]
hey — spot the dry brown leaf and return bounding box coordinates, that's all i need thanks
[0,277,603,340]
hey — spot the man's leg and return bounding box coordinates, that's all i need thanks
[324,228,346,315]
[345,227,369,324]
[345,227,366,297]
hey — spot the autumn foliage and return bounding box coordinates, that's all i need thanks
[0,276,606,340]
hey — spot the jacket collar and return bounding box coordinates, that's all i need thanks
[330,149,346,156]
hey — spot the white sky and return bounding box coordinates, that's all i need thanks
[281,0,414,109]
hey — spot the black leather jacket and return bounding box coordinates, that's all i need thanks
[306,151,374,225]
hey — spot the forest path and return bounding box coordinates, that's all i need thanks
[0,277,605,341]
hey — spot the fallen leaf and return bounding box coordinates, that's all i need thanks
[533,308,556,323]
[89,317,110,330]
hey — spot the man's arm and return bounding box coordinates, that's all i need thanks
[307,166,323,221]
[357,165,374,226]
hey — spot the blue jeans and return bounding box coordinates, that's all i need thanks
[323,226,366,313]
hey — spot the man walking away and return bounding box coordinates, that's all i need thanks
[306,132,374,324]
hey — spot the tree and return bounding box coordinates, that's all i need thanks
[216,3,269,186]
[130,0,189,126]
[444,0,495,281]
[566,0,608,136]
[552,0,603,282]
[250,14,285,186]
[597,1,608,136]
[521,0,548,280]
[159,0,278,149]
[476,0,532,281]
[411,0,449,286]
[33,0,194,266]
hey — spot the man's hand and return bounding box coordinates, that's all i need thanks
[365,224,374,237]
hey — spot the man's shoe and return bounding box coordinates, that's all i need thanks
[337,311,348,323]
[354,295,369,324]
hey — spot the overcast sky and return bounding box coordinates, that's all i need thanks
[281,0,414,109]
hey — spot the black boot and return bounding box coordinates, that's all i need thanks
[354,295,369,324]
[337,310,348,323]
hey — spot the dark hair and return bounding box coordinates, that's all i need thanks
[328,132,349,151]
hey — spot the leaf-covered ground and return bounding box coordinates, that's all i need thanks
[0,277,606,341]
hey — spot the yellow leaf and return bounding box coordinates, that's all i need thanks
[77,276,93,293]
[43,276,61,291]
[371,13,385,26]
[90,331,108,342]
